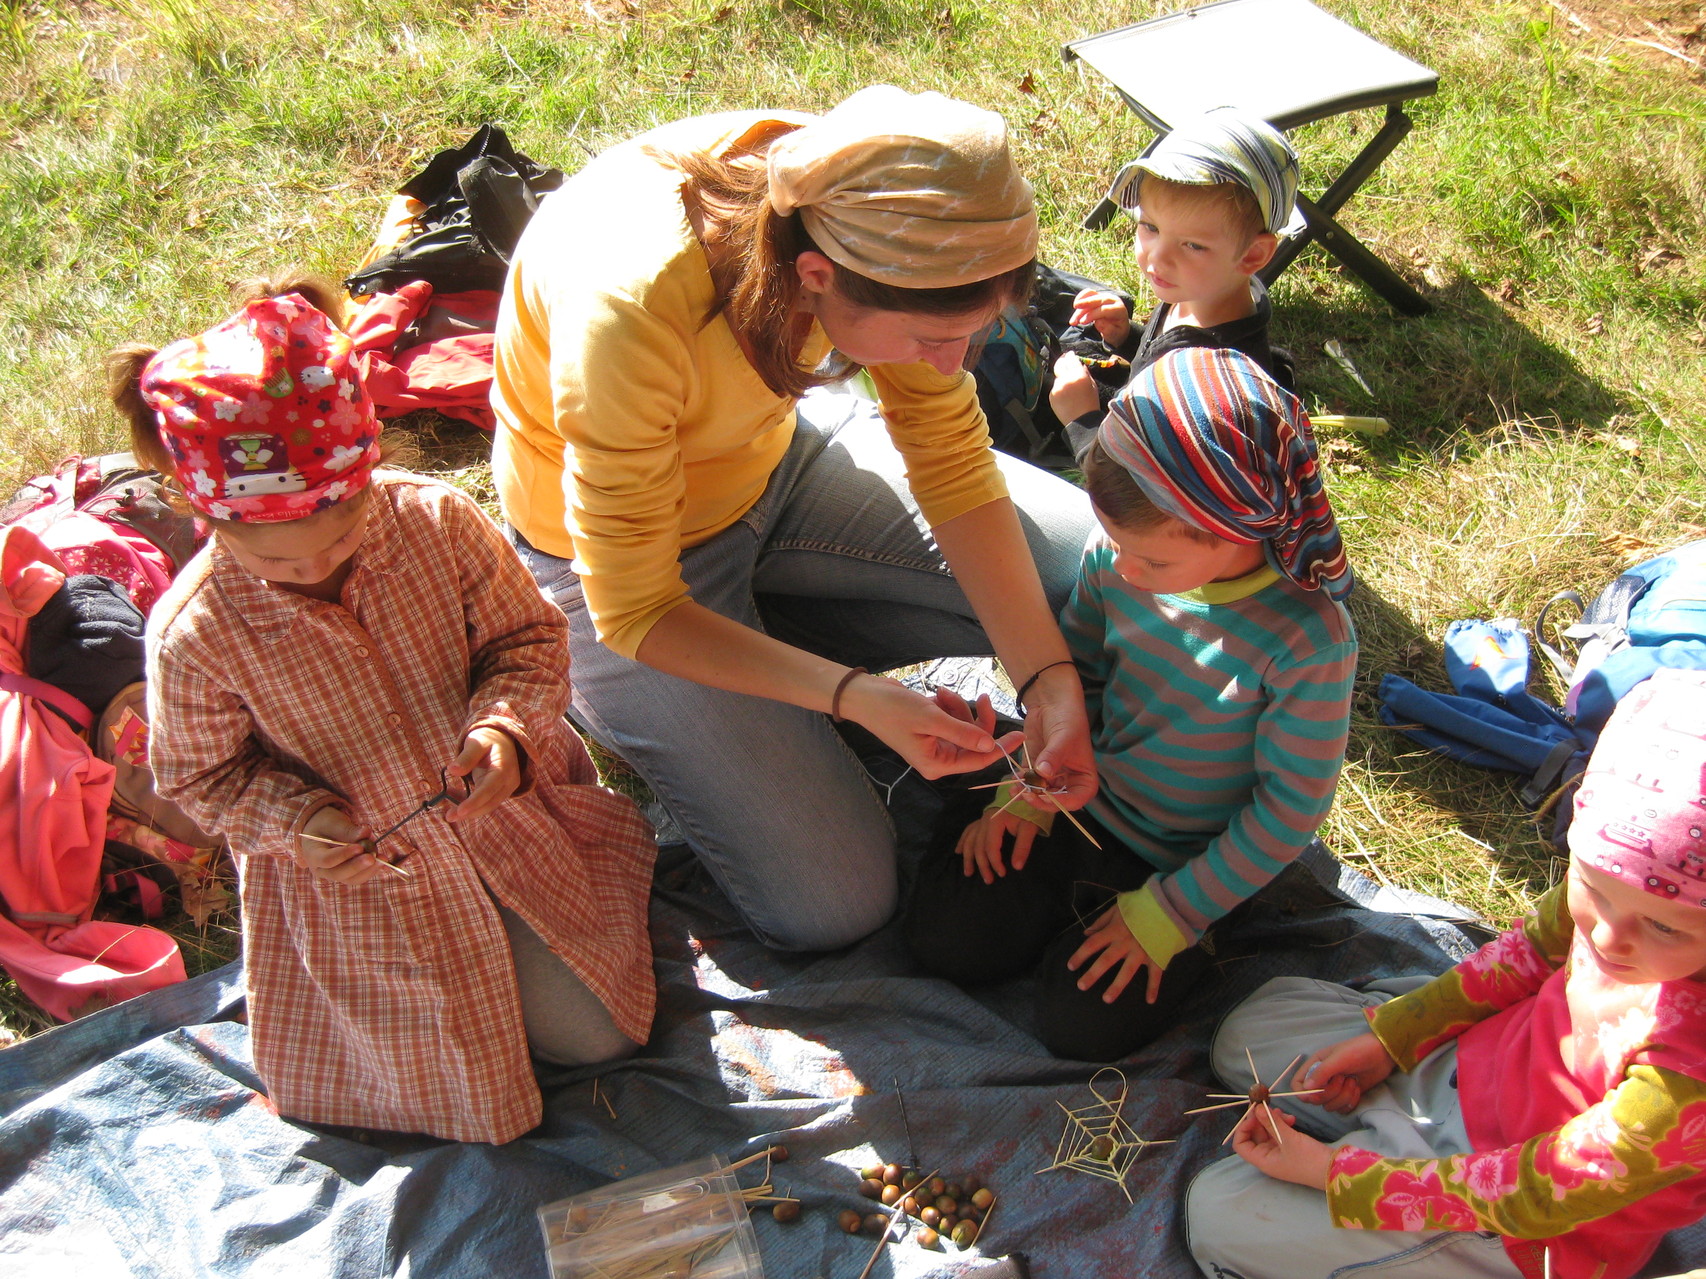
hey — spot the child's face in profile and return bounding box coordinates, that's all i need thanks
[215,490,371,597]
[1093,504,1267,596]
[1567,854,1706,985]
[1132,181,1275,312]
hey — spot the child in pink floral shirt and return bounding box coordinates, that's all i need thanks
[1185,666,1706,1279]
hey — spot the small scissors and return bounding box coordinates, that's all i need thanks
[367,766,473,865]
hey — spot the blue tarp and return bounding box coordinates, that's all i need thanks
[3,770,1703,1278]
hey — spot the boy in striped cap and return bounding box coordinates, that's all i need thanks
[1053,107,1302,462]
[905,346,1355,1061]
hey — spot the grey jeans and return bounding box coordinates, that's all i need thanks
[511,387,1094,952]
[1185,976,1523,1279]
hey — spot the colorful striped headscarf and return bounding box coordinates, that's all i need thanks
[1106,107,1303,238]
[1099,348,1352,600]
[767,85,1037,289]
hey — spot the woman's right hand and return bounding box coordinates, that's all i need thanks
[839,673,1022,781]
[295,807,383,886]
[1291,1032,1397,1113]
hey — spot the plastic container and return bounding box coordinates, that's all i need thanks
[537,1154,765,1279]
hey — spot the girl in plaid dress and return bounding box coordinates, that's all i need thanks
[109,281,656,1143]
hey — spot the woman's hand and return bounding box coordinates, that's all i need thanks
[295,807,382,886]
[1292,1032,1398,1114]
[1049,352,1102,425]
[840,674,1022,781]
[1066,904,1162,1004]
[1015,663,1096,813]
[448,726,522,822]
[1230,1105,1335,1189]
[1068,286,1132,349]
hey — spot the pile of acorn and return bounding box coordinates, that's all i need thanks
[836,1163,996,1250]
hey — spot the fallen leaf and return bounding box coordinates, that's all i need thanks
[1495,278,1520,303]
[1585,313,1605,336]
[1017,70,1036,94]
[1639,246,1683,272]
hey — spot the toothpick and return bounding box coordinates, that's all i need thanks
[723,1147,781,1175]
[590,1078,617,1120]
[297,832,413,878]
[855,1208,898,1279]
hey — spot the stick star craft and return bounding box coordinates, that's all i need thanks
[969,740,1101,848]
[1183,1049,1320,1149]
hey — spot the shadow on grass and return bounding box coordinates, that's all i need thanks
[1273,262,1628,451]
[1342,579,1563,899]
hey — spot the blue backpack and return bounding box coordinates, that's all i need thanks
[1376,539,1706,844]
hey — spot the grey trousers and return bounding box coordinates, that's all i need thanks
[1185,976,1523,1279]
[497,903,639,1067]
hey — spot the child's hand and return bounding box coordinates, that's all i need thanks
[1066,904,1162,1004]
[296,807,383,886]
[448,726,522,822]
[1230,1104,1335,1189]
[1048,352,1102,426]
[1068,287,1132,349]
[1292,1032,1397,1113]
[955,806,1045,883]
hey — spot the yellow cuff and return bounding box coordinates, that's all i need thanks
[986,781,1056,833]
[1116,882,1190,969]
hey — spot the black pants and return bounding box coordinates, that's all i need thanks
[903,787,1212,1062]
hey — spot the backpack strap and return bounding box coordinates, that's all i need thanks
[1533,590,1585,683]
[0,671,93,732]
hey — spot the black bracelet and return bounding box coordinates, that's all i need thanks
[1015,658,1076,710]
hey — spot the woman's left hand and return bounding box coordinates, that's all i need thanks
[1016,665,1096,811]
[1230,1104,1336,1190]
[448,726,522,822]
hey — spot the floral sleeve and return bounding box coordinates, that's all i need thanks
[1370,884,1575,1070]
[1325,1065,1706,1239]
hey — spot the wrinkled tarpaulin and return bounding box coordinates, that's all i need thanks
[3,768,1704,1278]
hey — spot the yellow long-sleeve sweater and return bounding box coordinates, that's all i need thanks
[491,109,1010,659]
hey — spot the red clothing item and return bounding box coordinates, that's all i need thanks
[348,282,500,431]
[146,476,655,1142]
[1458,928,1706,1279]
[0,525,183,1019]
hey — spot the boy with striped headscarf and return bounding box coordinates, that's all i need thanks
[905,347,1355,1061]
[1050,107,1302,463]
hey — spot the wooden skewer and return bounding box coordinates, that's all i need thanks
[855,1208,898,1279]
[296,832,413,878]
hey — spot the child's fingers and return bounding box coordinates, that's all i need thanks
[1099,951,1143,1004]
[1007,819,1040,872]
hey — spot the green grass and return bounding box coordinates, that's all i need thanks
[2,0,1704,1036]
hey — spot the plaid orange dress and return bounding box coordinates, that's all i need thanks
[145,474,655,1143]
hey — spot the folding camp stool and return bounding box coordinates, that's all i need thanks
[1063,0,1440,316]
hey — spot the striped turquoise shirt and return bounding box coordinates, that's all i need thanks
[1060,538,1356,962]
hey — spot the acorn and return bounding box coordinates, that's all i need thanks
[859,1163,885,1181]
[961,1174,983,1195]
[863,1213,889,1236]
[769,1145,791,1163]
[838,1209,863,1235]
[882,1163,904,1186]
[901,1170,922,1190]
[859,1179,884,1200]
[970,1187,995,1211]
[1088,1134,1116,1160]
[940,1214,958,1235]
[926,1177,946,1198]
[951,1220,978,1248]
[934,1195,957,1216]
[900,1195,922,1216]
[920,1206,941,1228]
[880,1184,902,1207]
[771,1201,801,1224]
[945,1182,964,1201]
[917,1226,940,1249]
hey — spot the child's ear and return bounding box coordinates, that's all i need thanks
[1239,232,1280,276]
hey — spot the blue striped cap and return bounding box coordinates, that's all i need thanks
[1107,107,1303,237]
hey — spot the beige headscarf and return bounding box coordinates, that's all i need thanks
[767,85,1038,290]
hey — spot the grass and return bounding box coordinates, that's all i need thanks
[1,0,1703,1037]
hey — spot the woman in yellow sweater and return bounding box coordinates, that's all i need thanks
[493,86,1096,951]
